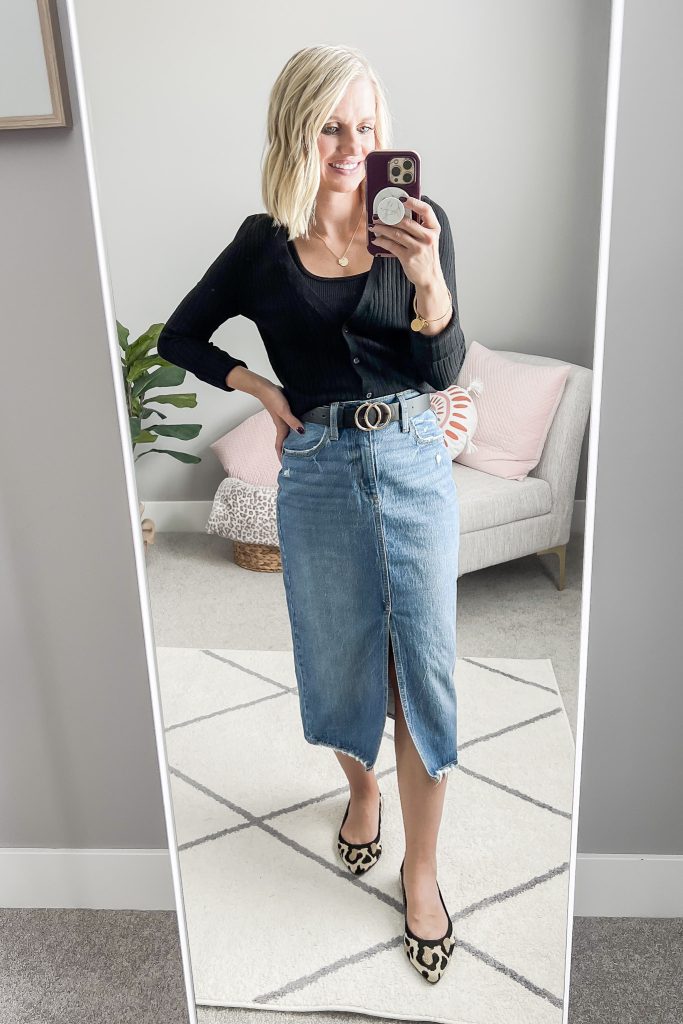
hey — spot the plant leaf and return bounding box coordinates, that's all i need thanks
[117,321,130,352]
[135,448,202,463]
[144,393,198,408]
[145,423,202,440]
[132,364,185,399]
[127,354,172,382]
[125,323,165,365]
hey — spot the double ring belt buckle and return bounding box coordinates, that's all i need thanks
[353,400,393,431]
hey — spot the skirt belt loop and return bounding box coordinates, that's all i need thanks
[397,391,410,432]
[329,400,341,441]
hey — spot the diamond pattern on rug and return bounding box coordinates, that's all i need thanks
[155,648,574,1024]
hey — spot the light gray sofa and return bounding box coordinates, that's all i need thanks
[452,351,592,590]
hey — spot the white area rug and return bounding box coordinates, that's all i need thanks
[156,648,575,1024]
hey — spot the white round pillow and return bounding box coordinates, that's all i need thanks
[428,379,483,460]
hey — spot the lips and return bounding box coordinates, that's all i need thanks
[329,162,361,175]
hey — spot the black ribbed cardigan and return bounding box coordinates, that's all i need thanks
[156,194,466,418]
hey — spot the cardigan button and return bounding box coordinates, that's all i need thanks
[353,357,360,364]
[366,392,373,398]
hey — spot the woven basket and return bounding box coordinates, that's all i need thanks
[233,540,282,573]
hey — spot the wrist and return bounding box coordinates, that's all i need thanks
[415,274,449,305]
[226,365,273,397]
[413,276,453,336]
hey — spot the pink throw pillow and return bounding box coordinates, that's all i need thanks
[210,409,280,487]
[454,341,570,480]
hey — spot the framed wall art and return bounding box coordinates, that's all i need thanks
[0,0,71,129]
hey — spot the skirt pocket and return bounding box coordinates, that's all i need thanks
[281,421,330,459]
[409,406,445,446]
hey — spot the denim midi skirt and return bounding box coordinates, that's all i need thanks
[275,387,460,784]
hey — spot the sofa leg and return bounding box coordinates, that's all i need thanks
[537,543,567,591]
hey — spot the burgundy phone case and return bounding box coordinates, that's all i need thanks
[365,149,421,257]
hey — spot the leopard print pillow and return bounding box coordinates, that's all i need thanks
[206,477,279,546]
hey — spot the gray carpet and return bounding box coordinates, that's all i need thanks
[0,908,188,1024]
[567,918,683,1023]
[2,910,681,1023]
[3,532,680,1023]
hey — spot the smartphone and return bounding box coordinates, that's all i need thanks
[364,149,422,257]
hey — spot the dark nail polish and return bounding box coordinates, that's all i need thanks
[372,213,379,220]
[297,426,305,434]
[400,195,408,202]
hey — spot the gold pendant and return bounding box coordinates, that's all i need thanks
[411,316,428,332]
[338,256,349,267]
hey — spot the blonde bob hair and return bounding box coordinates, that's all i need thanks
[261,45,393,240]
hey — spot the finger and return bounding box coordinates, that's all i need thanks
[398,213,432,240]
[370,225,415,251]
[403,196,437,229]
[373,211,432,243]
[277,413,304,433]
[369,229,402,252]
[403,195,430,214]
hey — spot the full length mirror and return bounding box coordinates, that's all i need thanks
[74,1,611,1020]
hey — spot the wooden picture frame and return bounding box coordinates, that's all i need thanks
[0,0,71,130]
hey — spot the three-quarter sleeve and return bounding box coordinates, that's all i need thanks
[408,197,466,391]
[156,215,255,392]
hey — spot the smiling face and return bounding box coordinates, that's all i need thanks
[317,76,377,196]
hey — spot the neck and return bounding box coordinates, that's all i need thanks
[312,184,365,240]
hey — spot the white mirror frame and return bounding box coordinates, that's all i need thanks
[561,0,624,1011]
[63,0,626,1019]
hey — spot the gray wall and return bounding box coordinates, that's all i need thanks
[577,0,683,853]
[0,0,166,848]
[74,0,610,502]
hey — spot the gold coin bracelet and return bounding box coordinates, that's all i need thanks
[410,287,453,332]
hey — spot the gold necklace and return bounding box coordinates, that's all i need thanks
[311,205,365,267]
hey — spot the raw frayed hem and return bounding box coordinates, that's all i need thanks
[430,759,459,785]
[304,734,374,772]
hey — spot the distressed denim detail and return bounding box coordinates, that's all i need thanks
[409,405,446,446]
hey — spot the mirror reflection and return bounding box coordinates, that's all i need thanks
[79,4,608,1020]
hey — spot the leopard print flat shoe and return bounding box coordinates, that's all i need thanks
[337,791,383,875]
[399,857,456,983]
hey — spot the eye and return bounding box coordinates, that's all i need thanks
[322,125,375,135]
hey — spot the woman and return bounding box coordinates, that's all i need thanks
[157,44,464,984]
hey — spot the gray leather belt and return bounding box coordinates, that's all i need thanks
[301,391,432,431]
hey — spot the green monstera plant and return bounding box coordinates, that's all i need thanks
[118,320,202,464]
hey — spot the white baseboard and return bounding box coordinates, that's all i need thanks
[140,500,214,533]
[3,848,680,915]
[0,848,175,910]
[142,499,587,535]
[574,854,683,916]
